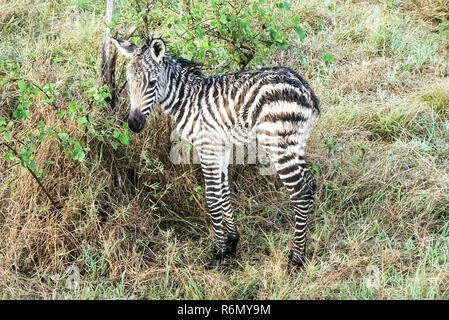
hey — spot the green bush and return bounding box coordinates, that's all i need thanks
[113,0,311,72]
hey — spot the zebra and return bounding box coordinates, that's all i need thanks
[111,37,319,269]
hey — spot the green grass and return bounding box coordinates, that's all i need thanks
[1,0,449,300]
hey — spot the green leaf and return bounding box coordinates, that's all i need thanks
[72,142,85,162]
[111,141,119,151]
[27,159,36,171]
[17,80,27,92]
[276,1,291,10]
[293,15,301,27]
[13,105,30,120]
[299,53,309,67]
[277,39,289,51]
[220,14,228,25]
[57,110,66,118]
[296,27,306,42]
[4,131,12,142]
[119,133,130,145]
[58,132,69,141]
[113,130,120,138]
[24,51,36,58]
[4,149,16,161]
[318,19,323,32]
[73,149,85,162]
[323,52,334,63]
[38,120,46,129]
[69,100,77,120]
[38,130,47,142]
[196,28,205,39]
[77,116,88,126]
[199,48,206,60]
[269,27,280,42]
[31,86,39,96]
[325,138,336,152]
[20,147,33,168]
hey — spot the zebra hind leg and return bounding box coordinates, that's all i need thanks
[275,154,316,269]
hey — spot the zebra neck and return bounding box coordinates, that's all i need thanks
[159,63,205,128]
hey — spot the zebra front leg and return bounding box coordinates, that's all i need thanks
[220,147,240,258]
[221,171,239,258]
[201,158,226,269]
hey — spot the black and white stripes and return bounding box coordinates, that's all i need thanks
[112,37,319,268]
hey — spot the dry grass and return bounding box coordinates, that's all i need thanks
[0,0,449,299]
[402,0,449,23]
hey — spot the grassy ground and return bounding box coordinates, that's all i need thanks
[1,0,449,299]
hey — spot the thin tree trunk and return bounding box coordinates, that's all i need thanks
[100,0,117,109]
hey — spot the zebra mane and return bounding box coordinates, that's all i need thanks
[143,37,204,76]
[166,55,204,76]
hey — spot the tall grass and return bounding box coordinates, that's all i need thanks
[0,0,448,299]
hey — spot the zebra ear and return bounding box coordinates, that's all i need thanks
[149,38,165,63]
[111,38,138,59]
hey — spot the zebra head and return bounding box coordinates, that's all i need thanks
[111,37,166,133]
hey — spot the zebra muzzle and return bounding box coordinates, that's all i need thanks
[127,111,146,133]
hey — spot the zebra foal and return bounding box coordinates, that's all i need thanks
[112,37,319,269]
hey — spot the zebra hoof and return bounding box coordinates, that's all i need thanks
[225,246,237,258]
[226,233,240,258]
[207,258,221,269]
[288,251,306,269]
[206,249,226,269]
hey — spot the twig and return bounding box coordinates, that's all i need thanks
[203,25,255,70]
[119,79,128,96]
[8,78,59,109]
[30,82,59,110]
[124,26,138,40]
[134,0,156,38]
[31,82,52,102]
[0,142,60,208]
